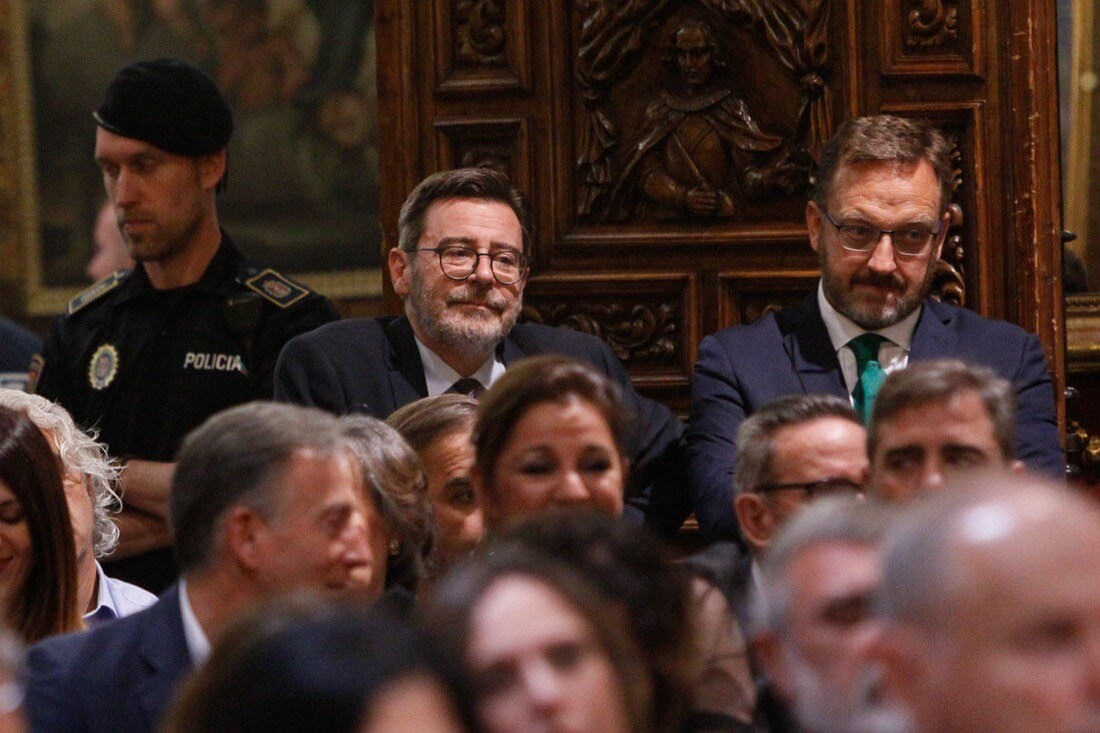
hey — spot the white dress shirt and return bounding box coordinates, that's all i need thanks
[178,580,211,666]
[83,561,158,626]
[415,336,505,396]
[816,282,921,396]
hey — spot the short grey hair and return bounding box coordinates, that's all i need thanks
[758,497,896,636]
[341,416,434,594]
[170,402,350,573]
[868,359,1015,463]
[0,390,121,557]
[735,394,861,496]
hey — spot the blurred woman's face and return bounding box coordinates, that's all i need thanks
[483,399,624,526]
[0,480,30,612]
[347,488,392,601]
[467,575,631,733]
[420,429,483,569]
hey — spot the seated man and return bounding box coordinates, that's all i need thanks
[876,474,1100,733]
[686,394,867,732]
[867,359,1023,501]
[275,167,685,534]
[24,402,373,733]
[0,390,155,623]
[754,498,897,733]
[685,114,1061,542]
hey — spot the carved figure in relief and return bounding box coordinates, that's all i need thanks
[608,18,811,221]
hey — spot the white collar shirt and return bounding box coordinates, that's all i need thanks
[415,336,505,397]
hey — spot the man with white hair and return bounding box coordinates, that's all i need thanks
[876,474,1100,733]
[754,498,896,733]
[0,390,154,623]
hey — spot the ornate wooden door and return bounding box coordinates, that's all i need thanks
[377,0,1064,421]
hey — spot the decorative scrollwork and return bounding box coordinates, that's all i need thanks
[904,0,959,48]
[455,0,506,67]
[520,302,679,363]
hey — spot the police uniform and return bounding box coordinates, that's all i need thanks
[33,234,337,589]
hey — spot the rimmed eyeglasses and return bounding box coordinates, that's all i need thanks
[413,245,529,285]
[753,476,864,499]
[821,209,941,257]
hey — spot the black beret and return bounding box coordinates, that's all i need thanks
[94,58,233,157]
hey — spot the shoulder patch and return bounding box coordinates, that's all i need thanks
[242,269,311,308]
[67,271,126,315]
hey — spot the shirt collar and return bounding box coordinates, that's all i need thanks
[111,233,239,306]
[178,580,212,666]
[817,280,921,352]
[415,336,503,397]
[83,562,118,623]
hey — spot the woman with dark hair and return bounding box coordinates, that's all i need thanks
[430,546,652,733]
[470,356,755,732]
[472,355,629,528]
[0,406,81,643]
[387,394,482,580]
[162,594,473,733]
[340,416,435,600]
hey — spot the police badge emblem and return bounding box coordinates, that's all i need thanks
[88,344,119,390]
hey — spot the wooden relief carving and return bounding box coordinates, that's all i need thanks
[434,119,529,201]
[718,271,820,328]
[930,132,966,305]
[905,0,959,48]
[576,1,829,222]
[455,0,507,67]
[521,302,679,365]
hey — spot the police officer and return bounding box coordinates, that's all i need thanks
[32,58,339,592]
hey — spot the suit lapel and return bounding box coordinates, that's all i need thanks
[781,295,849,398]
[384,316,431,404]
[136,586,191,728]
[908,299,957,360]
[499,334,525,366]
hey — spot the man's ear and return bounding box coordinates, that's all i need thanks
[806,200,824,254]
[389,247,412,297]
[735,493,775,551]
[224,506,268,573]
[931,210,950,261]
[198,150,227,193]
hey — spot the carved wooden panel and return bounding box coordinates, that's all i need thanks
[520,272,700,389]
[718,270,821,328]
[434,0,531,95]
[881,0,984,78]
[570,3,829,232]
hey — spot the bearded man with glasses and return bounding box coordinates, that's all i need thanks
[685,114,1062,544]
[275,167,688,535]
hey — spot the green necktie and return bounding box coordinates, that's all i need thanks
[849,333,887,423]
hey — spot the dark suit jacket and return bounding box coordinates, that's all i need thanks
[25,585,191,733]
[274,316,688,535]
[685,293,1063,540]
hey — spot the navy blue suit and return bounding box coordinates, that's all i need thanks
[274,316,688,535]
[685,293,1063,540]
[24,585,191,733]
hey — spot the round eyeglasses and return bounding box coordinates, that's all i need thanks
[413,245,529,285]
[821,209,940,257]
[753,476,864,499]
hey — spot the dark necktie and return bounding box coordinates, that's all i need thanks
[849,333,887,423]
[448,377,485,399]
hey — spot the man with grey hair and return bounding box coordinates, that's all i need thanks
[0,390,154,623]
[754,498,898,733]
[275,167,687,535]
[23,402,372,733]
[876,473,1100,733]
[866,359,1023,502]
[686,114,1061,542]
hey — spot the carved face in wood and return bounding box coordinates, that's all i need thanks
[807,159,949,330]
[390,198,526,370]
[674,25,714,89]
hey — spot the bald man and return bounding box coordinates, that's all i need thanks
[876,474,1100,733]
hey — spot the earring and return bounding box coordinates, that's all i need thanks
[388,539,401,556]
